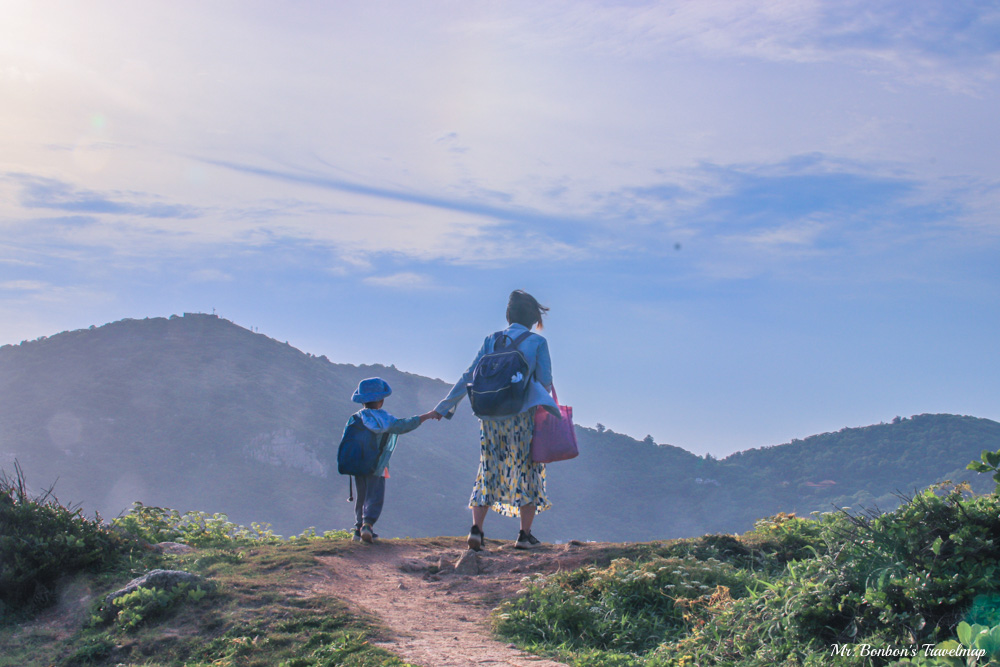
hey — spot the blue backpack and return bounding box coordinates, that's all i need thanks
[337,414,389,477]
[466,330,533,417]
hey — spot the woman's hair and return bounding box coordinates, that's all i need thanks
[506,290,549,330]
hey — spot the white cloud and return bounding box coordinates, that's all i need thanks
[0,280,48,291]
[362,272,438,290]
[189,269,233,283]
[738,220,827,250]
[0,0,996,457]
[0,2,995,281]
[488,1,1000,91]
[0,257,40,267]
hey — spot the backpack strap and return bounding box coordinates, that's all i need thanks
[494,330,533,352]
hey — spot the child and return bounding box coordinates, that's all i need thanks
[345,377,440,543]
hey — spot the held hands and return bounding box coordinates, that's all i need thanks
[419,410,444,423]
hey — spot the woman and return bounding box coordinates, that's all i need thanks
[433,290,558,551]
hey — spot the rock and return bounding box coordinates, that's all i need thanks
[454,550,480,575]
[152,541,195,554]
[398,559,426,573]
[102,569,207,618]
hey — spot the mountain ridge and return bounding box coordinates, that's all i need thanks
[1,312,996,541]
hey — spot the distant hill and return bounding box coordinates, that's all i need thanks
[1,313,997,541]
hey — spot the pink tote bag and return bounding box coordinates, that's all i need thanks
[531,386,578,463]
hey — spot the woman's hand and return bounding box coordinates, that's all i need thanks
[419,411,444,423]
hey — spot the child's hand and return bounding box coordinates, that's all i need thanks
[419,411,443,423]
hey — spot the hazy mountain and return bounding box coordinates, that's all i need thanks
[1,313,996,542]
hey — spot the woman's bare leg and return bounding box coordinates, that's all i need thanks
[519,503,535,533]
[472,505,489,529]
[467,505,490,550]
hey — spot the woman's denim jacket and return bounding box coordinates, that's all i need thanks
[435,323,558,420]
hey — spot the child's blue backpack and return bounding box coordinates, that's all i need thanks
[466,330,533,417]
[337,414,389,477]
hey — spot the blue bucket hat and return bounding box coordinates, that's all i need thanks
[352,377,392,404]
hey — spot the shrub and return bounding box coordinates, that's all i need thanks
[741,511,832,567]
[494,556,754,655]
[94,581,213,633]
[497,479,1000,666]
[825,484,1000,644]
[891,621,1000,666]
[112,502,281,546]
[112,502,350,547]
[653,534,757,570]
[652,484,1000,666]
[0,463,134,620]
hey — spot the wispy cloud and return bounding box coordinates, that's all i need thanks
[0,257,41,267]
[596,155,918,231]
[189,269,234,283]
[0,280,48,291]
[8,174,201,220]
[0,0,995,455]
[194,158,600,265]
[4,151,973,286]
[199,158,584,229]
[362,272,440,290]
[583,152,987,284]
[435,132,470,155]
[812,2,1000,61]
[697,167,914,226]
[494,1,1000,92]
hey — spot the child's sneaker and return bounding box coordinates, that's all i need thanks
[514,530,541,550]
[467,524,485,551]
[361,524,375,544]
[352,528,362,542]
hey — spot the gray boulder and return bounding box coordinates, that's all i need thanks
[102,569,208,619]
[454,550,480,575]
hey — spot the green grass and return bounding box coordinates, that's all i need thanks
[0,540,412,667]
[11,453,1000,667]
[492,483,1000,667]
[0,469,411,667]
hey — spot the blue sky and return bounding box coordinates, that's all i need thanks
[1,1,998,456]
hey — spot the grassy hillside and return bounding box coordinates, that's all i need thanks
[0,466,403,666]
[495,450,1000,666]
[495,482,1000,666]
[6,450,1000,666]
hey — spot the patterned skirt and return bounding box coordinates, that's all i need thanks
[469,410,550,517]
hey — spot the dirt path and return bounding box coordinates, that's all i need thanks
[304,536,617,667]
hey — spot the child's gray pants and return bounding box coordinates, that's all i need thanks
[353,474,386,528]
